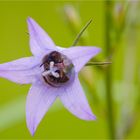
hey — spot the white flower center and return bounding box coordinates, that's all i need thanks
[42,61,60,78]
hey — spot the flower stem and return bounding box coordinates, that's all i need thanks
[105,1,116,139]
[72,19,92,46]
[85,61,112,66]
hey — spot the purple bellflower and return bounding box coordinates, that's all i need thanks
[0,17,101,135]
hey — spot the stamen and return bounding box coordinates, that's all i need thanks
[42,61,60,78]
[42,70,51,76]
[50,61,54,69]
[51,71,59,78]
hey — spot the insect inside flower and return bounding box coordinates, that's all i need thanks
[0,17,101,136]
[41,51,74,87]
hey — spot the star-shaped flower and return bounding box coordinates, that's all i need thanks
[0,17,101,135]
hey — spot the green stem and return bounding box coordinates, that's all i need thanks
[72,19,92,46]
[86,61,112,66]
[105,1,116,139]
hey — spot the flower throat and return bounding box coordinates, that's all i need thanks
[41,51,74,87]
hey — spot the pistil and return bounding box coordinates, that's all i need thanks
[42,61,60,78]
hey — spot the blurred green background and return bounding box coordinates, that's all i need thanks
[0,0,140,139]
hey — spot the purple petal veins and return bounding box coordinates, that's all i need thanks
[0,57,40,84]
[27,17,58,56]
[26,80,60,135]
[62,46,101,72]
[59,74,96,121]
[0,17,101,135]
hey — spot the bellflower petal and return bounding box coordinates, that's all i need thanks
[59,75,96,120]
[26,80,60,135]
[62,46,101,72]
[0,57,40,84]
[27,17,57,56]
[0,57,39,70]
